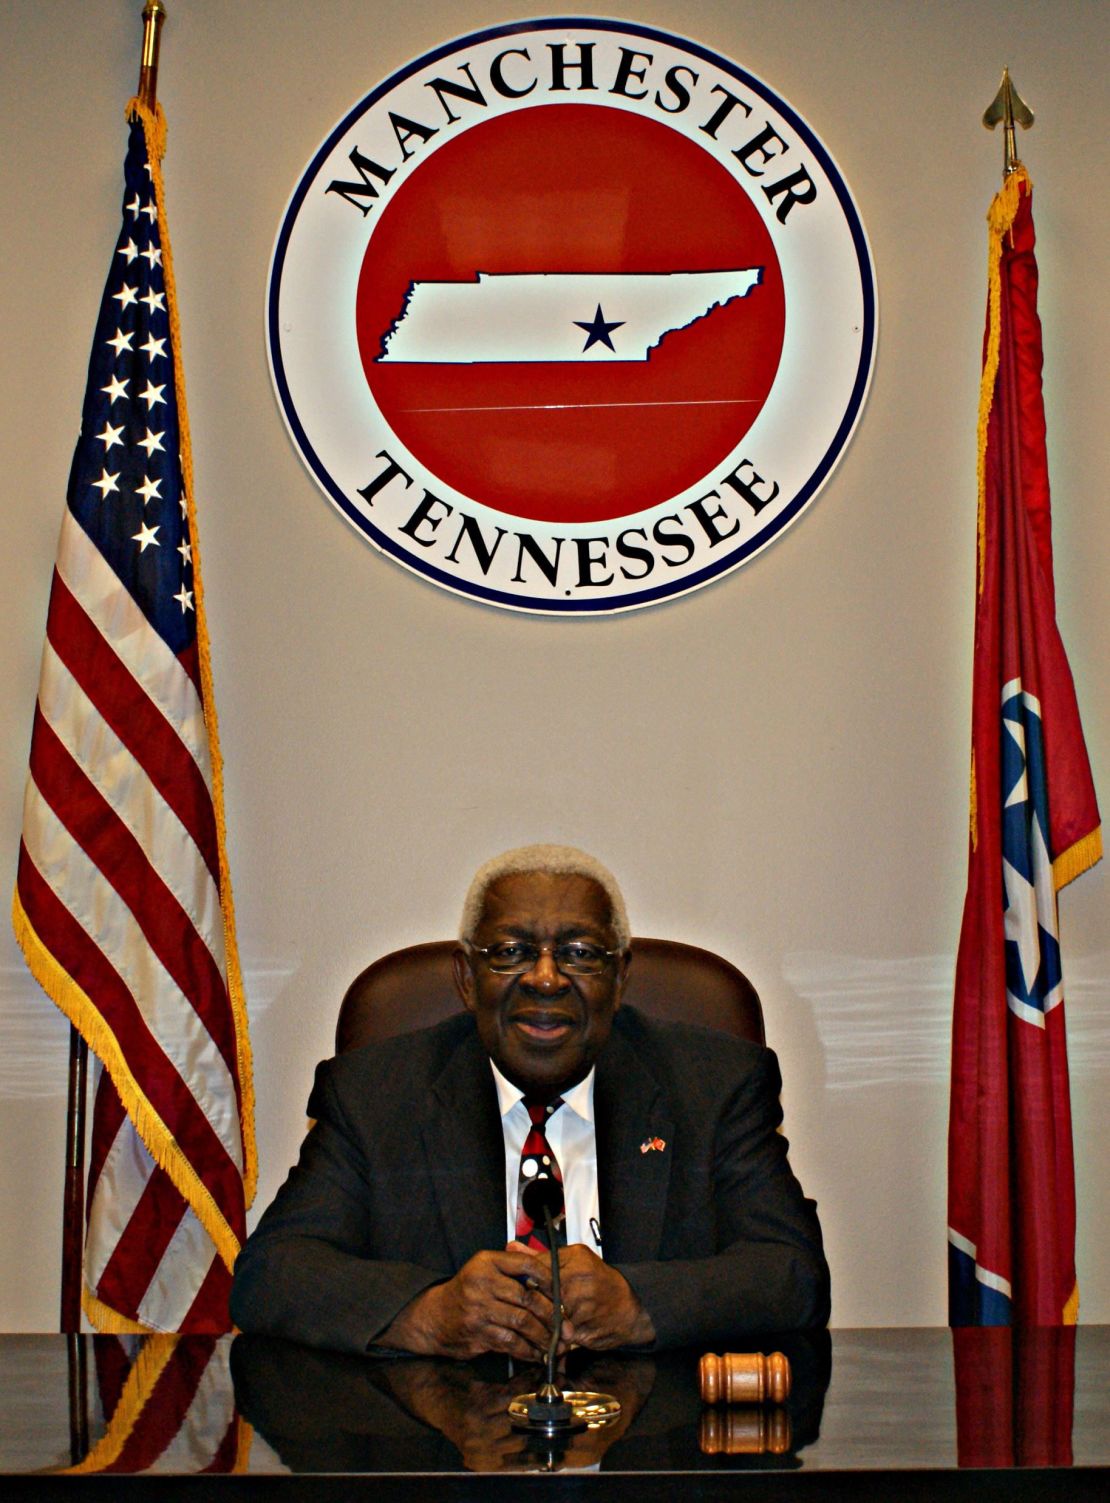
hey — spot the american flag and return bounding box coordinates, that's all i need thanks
[12,103,255,1332]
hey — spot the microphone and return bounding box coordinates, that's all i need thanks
[521,1173,565,1232]
[508,1173,621,1436]
[518,1174,574,1427]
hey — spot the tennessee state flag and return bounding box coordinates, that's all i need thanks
[948,167,1101,1325]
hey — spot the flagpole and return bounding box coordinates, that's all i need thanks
[58,0,171,1340]
[138,1,167,114]
[982,67,1034,178]
[61,1031,88,1332]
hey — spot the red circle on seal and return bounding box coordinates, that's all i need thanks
[356,104,784,525]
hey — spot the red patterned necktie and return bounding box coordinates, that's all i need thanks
[515,1096,566,1251]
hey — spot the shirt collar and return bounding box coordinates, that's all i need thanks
[488,1059,595,1125]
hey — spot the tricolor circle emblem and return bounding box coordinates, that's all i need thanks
[269,18,877,614]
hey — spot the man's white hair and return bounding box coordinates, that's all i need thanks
[459,843,631,949]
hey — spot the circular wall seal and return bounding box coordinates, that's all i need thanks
[269,18,877,615]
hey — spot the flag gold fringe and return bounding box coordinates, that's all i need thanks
[236,1417,254,1473]
[1063,1280,1080,1325]
[976,167,1028,599]
[969,168,1030,842]
[125,97,256,1206]
[82,1288,151,1336]
[969,750,978,851]
[12,886,243,1289]
[1053,826,1103,892]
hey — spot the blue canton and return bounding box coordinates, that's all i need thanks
[1000,682,1063,1024]
[67,119,194,658]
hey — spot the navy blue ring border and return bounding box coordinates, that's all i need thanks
[267,16,878,615]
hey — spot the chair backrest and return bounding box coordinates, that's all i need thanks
[336,937,764,1053]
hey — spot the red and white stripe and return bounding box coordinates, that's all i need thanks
[17,512,247,1331]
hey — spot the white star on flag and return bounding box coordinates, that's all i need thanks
[91,467,121,499]
[131,521,160,551]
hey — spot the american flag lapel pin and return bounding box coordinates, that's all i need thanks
[640,1136,666,1154]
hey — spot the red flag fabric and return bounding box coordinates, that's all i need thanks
[11,100,255,1332]
[948,168,1101,1326]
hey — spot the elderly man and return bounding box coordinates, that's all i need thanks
[230,845,829,1355]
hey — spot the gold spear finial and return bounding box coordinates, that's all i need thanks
[983,67,1034,177]
[137,1,168,113]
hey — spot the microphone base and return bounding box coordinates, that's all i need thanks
[508,1389,622,1433]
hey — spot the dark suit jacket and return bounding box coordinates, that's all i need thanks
[230,1007,829,1353]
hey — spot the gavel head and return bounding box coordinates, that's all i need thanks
[698,1350,792,1406]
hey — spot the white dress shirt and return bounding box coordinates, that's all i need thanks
[489,1060,602,1254]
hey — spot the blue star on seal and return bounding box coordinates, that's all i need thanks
[574,303,625,352]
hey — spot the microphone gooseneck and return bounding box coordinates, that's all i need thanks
[521,1174,571,1422]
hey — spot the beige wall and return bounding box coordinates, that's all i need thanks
[1,0,1106,1330]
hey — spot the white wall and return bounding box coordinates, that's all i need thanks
[1,0,1106,1330]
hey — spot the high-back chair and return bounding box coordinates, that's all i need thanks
[336,937,763,1052]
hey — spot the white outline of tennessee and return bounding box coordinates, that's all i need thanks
[376,268,762,364]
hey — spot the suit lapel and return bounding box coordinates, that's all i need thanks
[595,1024,674,1264]
[421,1031,506,1267]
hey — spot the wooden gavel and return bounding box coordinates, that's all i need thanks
[698,1350,792,1406]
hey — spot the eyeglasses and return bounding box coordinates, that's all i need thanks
[469,940,623,976]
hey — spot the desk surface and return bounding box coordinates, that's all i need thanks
[2,1327,1107,1499]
